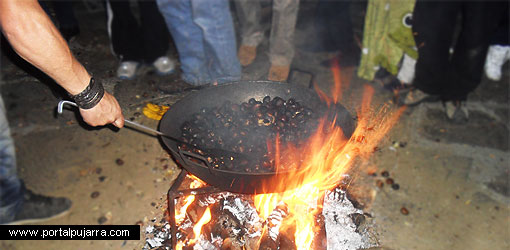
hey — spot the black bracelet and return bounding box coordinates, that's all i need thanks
[69,77,104,109]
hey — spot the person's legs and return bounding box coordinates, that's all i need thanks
[0,95,23,224]
[268,0,299,81]
[0,95,72,225]
[157,0,212,85]
[485,11,510,81]
[190,0,241,84]
[234,0,262,66]
[412,1,459,96]
[138,0,170,64]
[235,0,263,47]
[138,0,175,75]
[445,1,507,101]
[402,1,459,106]
[52,0,80,41]
[106,0,143,62]
[106,0,143,79]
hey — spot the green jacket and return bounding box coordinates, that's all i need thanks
[358,0,417,81]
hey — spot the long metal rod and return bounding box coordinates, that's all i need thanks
[57,100,250,164]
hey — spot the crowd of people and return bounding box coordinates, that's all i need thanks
[0,0,508,225]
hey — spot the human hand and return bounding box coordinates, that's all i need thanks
[79,92,124,128]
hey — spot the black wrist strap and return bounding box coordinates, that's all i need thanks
[69,77,104,109]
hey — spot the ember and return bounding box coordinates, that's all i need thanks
[144,177,376,250]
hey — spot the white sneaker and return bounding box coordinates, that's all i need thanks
[153,56,175,75]
[117,61,139,80]
[484,45,510,81]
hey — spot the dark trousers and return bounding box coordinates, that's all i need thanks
[315,0,355,52]
[39,0,78,29]
[412,1,507,101]
[107,0,170,63]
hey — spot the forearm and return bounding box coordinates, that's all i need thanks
[0,0,90,95]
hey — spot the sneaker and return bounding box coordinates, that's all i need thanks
[6,189,72,225]
[444,101,468,123]
[268,64,290,82]
[238,45,257,66]
[117,61,139,80]
[401,87,439,106]
[152,56,175,76]
[484,45,510,81]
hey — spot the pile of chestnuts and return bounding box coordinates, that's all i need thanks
[178,96,319,172]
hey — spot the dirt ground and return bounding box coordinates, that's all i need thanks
[1,2,508,250]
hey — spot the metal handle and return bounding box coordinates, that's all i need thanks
[57,100,164,136]
[178,150,216,175]
[289,68,316,89]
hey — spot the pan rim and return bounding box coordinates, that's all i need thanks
[159,81,355,176]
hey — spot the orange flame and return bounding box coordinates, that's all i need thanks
[175,195,195,224]
[173,62,404,249]
[253,62,405,249]
[254,193,279,220]
[189,174,207,188]
[331,57,343,104]
[189,207,212,245]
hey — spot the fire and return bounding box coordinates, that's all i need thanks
[172,61,404,249]
[174,174,209,248]
[189,207,212,245]
[254,193,279,220]
[175,195,195,224]
[252,62,405,249]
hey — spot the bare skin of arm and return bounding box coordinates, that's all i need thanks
[0,0,124,127]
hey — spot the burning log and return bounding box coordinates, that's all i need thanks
[277,223,296,250]
[322,187,376,250]
[311,214,327,250]
[259,202,289,250]
[221,237,243,250]
[145,186,377,250]
[219,196,263,249]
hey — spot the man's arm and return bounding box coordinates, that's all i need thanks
[0,0,124,127]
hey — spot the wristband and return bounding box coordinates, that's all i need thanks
[69,77,104,109]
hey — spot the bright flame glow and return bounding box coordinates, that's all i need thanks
[175,242,183,250]
[174,61,405,249]
[189,207,212,245]
[254,193,279,220]
[189,175,207,188]
[253,62,405,249]
[175,195,195,224]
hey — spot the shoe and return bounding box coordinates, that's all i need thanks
[238,45,257,66]
[268,64,290,82]
[153,56,175,76]
[444,101,468,122]
[6,189,72,225]
[484,45,510,81]
[400,87,439,106]
[117,61,139,80]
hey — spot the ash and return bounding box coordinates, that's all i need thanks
[323,187,376,250]
[143,224,171,250]
[144,188,376,250]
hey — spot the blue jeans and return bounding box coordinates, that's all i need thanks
[156,0,241,85]
[0,95,23,224]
